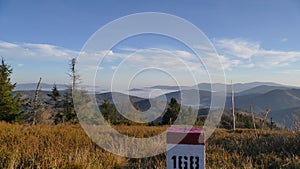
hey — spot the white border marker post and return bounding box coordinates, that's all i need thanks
[167,126,205,169]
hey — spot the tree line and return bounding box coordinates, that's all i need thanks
[1,57,273,128]
[0,57,186,126]
[0,57,78,124]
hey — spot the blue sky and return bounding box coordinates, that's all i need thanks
[1,0,300,88]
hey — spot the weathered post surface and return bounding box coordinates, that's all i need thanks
[167,126,205,169]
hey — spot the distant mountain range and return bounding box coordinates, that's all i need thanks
[148,81,289,93]
[14,82,300,128]
[226,88,300,128]
[15,83,68,91]
[16,81,296,93]
[236,85,291,96]
[14,83,107,93]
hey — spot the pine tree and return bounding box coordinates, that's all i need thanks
[46,84,63,124]
[47,84,60,108]
[63,89,77,123]
[100,99,117,124]
[0,57,22,122]
[162,98,180,125]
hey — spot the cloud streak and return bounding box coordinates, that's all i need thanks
[0,40,78,61]
[1,39,300,72]
[214,38,300,69]
[2,39,300,86]
[104,48,205,73]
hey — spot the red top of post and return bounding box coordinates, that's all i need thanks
[167,126,205,145]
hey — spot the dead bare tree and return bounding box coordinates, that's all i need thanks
[250,102,258,138]
[260,107,270,134]
[61,58,80,124]
[71,58,77,90]
[293,114,300,131]
[32,77,42,125]
[231,80,236,131]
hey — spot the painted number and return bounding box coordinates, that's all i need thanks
[171,155,201,169]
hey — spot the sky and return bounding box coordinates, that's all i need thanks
[1,0,300,89]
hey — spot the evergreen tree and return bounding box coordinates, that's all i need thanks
[62,89,76,123]
[47,84,63,124]
[100,99,117,124]
[177,106,197,125]
[162,98,180,125]
[47,84,60,108]
[0,58,22,122]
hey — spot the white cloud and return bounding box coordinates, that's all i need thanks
[213,38,300,69]
[0,40,116,72]
[3,39,300,75]
[79,50,114,62]
[0,41,19,48]
[81,65,104,71]
[0,40,78,61]
[281,38,288,42]
[0,40,200,73]
[277,69,300,74]
[111,66,118,70]
[173,50,193,59]
[105,48,205,73]
[214,38,259,59]
[255,50,300,68]
[17,63,24,67]
[217,55,241,70]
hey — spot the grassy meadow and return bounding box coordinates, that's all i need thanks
[0,122,299,169]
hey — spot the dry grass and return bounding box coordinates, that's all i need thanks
[206,129,300,168]
[0,122,299,168]
[0,123,127,169]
